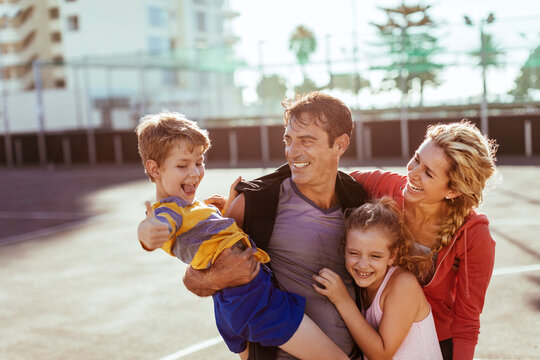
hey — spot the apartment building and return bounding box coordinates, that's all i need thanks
[0,0,66,90]
[0,0,242,131]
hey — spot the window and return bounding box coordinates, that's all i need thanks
[162,71,179,86]
[148,36,170,55]
[215,14,223,32]
[67,15,79,31]
[199,72,210,87]
[52,55,64,63]
[148,6,167,27]
[51,32,61,42]
[49,7,59,19]
[54,79,66,88]
[196,12,206,32]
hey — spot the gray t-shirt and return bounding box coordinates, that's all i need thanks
[268,178,356,359]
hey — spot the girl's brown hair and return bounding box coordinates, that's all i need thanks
[344,197,412,268]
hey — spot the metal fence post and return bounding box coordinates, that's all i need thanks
[524,120,532,158]
[32,60,47,167]
[228,130,238,167]
[82,58,97,166]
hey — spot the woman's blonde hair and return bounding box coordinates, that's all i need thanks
[408,120,498,280]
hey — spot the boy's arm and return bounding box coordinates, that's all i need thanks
[203,176,242,215]
[183,194,258,296]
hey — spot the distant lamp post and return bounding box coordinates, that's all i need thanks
[464,12,495,136]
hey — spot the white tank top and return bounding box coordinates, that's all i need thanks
[363,266,442,360]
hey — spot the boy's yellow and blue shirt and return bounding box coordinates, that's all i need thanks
[152,197,270,270]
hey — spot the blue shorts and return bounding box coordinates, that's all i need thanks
[212,266,306,353]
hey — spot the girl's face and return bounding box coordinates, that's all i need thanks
[345,227,396,293]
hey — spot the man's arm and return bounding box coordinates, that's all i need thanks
[183,194,259,296]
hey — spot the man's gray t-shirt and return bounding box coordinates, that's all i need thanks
[267,178,356,359]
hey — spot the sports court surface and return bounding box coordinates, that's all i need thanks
[1,164,539,359]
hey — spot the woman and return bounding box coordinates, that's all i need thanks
[350,120,498,360]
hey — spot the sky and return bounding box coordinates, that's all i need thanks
[228,0,540,107]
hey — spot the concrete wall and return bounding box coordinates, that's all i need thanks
[1,114,540,168]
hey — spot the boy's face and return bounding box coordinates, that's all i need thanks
[154,141,206,203]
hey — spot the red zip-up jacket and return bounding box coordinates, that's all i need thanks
[350,170,496,360]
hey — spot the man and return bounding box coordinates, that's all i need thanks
[140,92,368,359]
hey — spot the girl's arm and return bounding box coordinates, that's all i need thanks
[313,268,421,360]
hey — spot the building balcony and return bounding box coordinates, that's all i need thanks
[2,62,34,91]
[0,4,35,43]
[1,38,38,66]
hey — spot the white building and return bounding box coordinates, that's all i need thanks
[0,0,243,133]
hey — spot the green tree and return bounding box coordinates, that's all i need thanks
[257,74,288,102]
[509,45,540,101]
[289,25,317,81]
[326,73,371,95]
[371,3,444,106]
[294,77,319,95]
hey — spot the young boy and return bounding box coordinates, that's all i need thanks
[135,111,347,360]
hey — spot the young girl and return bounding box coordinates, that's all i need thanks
[313,197,442,360]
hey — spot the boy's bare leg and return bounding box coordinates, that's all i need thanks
[238,345,249,360]
[278,315,349,360]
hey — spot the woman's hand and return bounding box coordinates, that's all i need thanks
[312,268,352,307]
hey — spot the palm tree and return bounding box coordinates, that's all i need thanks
[469,31,505,110]
[470,32,505,69]
[289,25,317,82]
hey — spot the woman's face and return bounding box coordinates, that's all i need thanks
[404,139,457,205]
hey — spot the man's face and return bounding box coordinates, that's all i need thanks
[283,114,341,192]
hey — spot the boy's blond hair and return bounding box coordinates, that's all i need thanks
[135,111,211,182]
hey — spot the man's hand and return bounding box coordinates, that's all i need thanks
[138,201,171,251]
[183,245,259,296]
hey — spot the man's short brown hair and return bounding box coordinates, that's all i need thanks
[135,111,210,181]
[282,91,353,147]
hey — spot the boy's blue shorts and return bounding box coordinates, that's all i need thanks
[212,265,306,353]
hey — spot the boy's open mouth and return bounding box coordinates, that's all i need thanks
[182,183,197,195]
